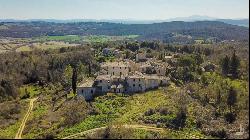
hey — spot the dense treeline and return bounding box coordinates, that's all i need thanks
[0,21,248,41]
[0,46,99,102]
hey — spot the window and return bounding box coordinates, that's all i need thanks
[125,67,127,69]
[113,72,114,75]
[108,86,110,89]
[91,90,93,93]
[139,79,140,81]
[133,79,135,82]
[100,80,102,83]
[107,72,108,74]
[113,67,114,69]
[120,72,122,76]
[133,84,135,87]
[120,67,121,69]
[139,84,141,87]
[82,89,84,93]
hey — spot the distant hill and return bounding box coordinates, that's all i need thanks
[0,16,249,27]
[215,19,249,27]
[166,15,249,27]
[0,21,248,42]
[0,15,249,27]
[166,15,216,22]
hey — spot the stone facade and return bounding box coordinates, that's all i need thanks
[77,61,170,100]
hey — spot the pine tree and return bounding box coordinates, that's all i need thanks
[230,50,240,79]
[221,55,230,76]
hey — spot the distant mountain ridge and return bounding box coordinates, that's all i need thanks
[166,15,249,27]
[215,19,249,27]
[0,20,248,42]
[0,15,249,27]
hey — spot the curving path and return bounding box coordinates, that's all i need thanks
[13,97,207,139]
[62,124,207,139]
[15,98,38,139]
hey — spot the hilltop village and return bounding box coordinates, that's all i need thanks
[77,49,173,100]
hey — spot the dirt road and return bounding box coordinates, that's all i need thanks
[62,124,164,139]
[62,124,207,139]
[15,98,38,139]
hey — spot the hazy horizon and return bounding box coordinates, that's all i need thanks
[0,0,249,20]
[0,15,249,21]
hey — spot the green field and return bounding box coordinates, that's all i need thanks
[16,46,32,52]
[36,35,82,42]
[36,35,139,43]
[1,35,139,53]
[83,35,139,43]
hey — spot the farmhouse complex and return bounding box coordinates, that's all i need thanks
[77,55,170,100]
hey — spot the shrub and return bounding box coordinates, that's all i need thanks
[144,108,155,116]
[196,120,203,129]
[61,97,90,127]
[43,133,55,139]
[210,129,228,139]
[224,112,236,124]
[20,92,30,99]
[170,108,187,129]
[158,107,169,115]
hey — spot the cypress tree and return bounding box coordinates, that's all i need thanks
[72,66,77,95]
[221,55,230,76]
[227,86,237,113]
[88,62,91,77]
[230,50,240,79]
[216,90,222,106]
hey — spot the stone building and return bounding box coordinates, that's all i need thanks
[77,61,170,100]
